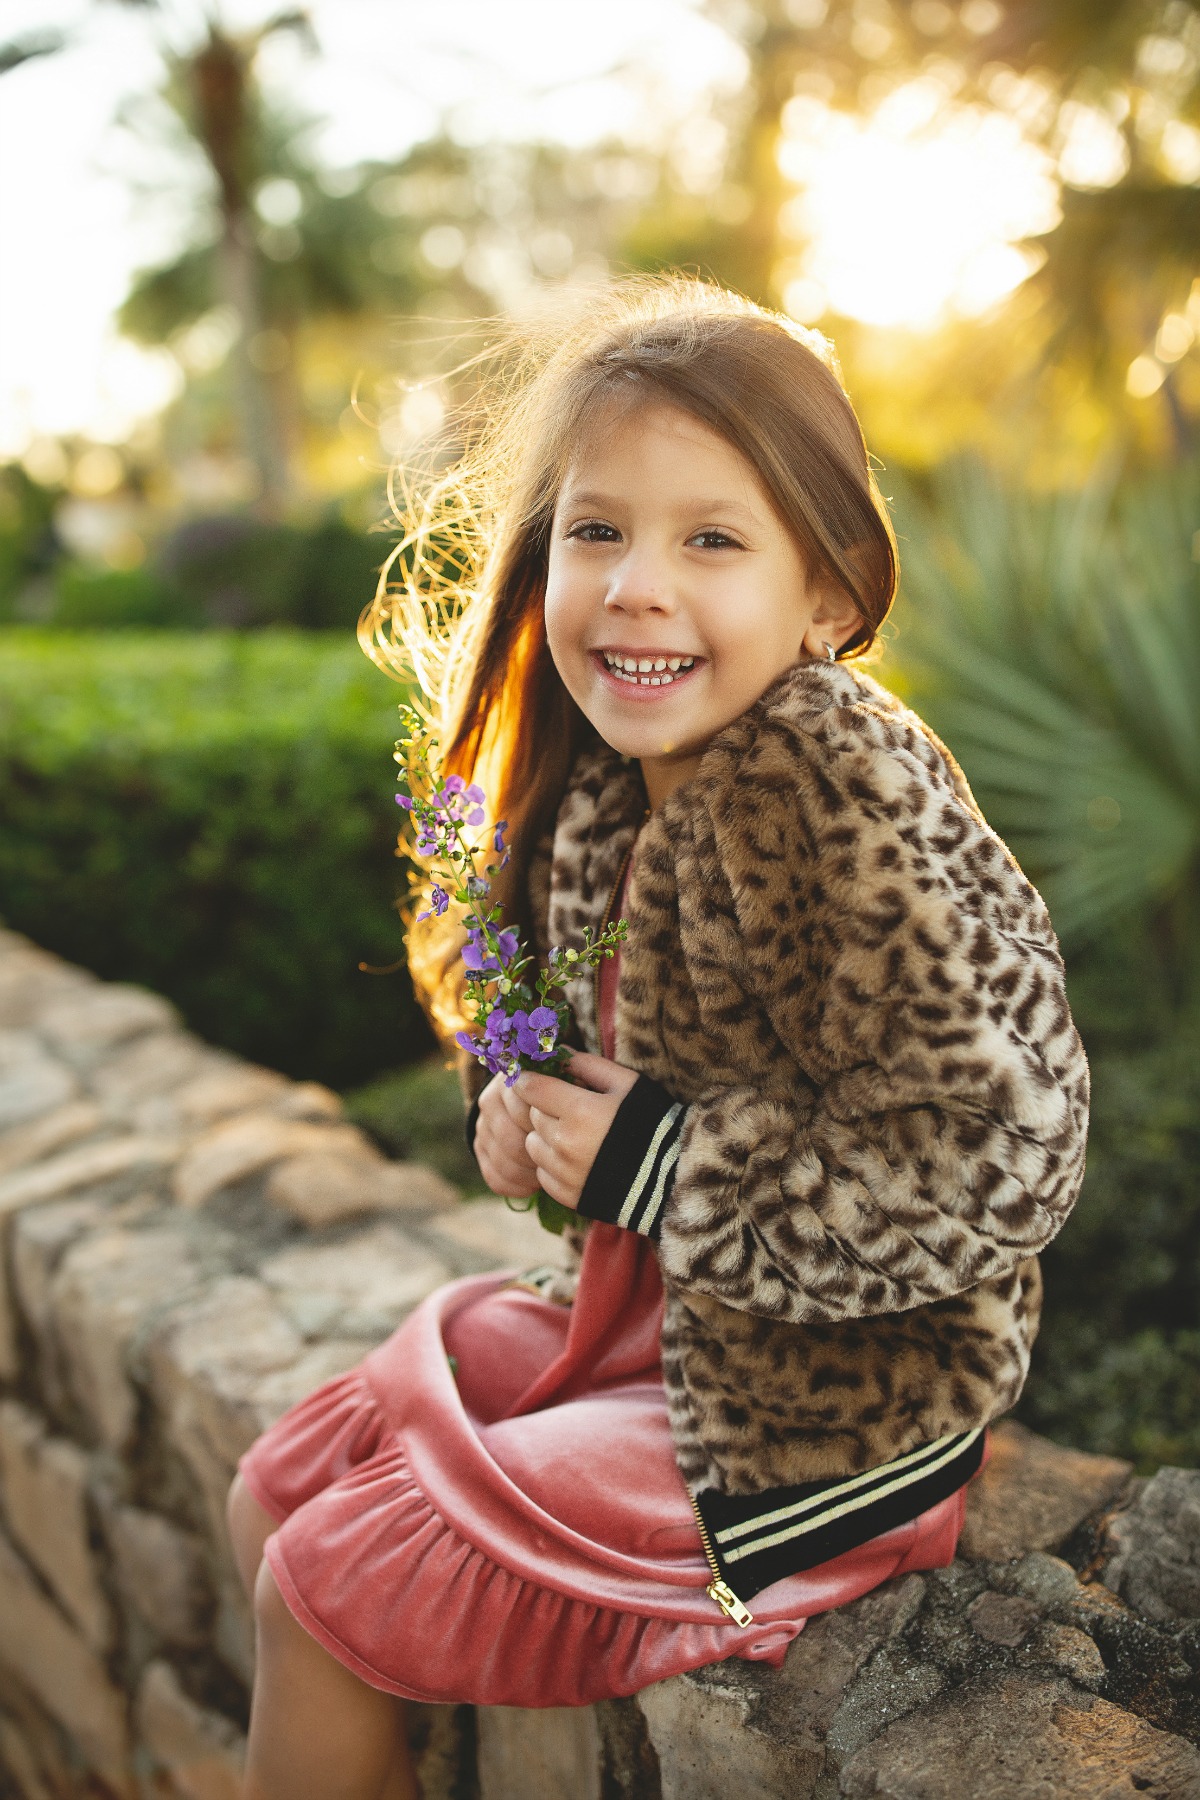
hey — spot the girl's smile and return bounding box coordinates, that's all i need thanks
[544,400,861,807]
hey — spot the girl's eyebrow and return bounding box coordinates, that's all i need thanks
[561,489,760,522]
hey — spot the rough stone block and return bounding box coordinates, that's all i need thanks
[0,934,96,1029]
[10,1195,108,1420]
[0,1133,178,1217]
[259,1224,451,1340]
[0,1099,105,1178]
[958,1420,1133,1562]
[1033,1623,1107,1689]
[639,1664,823,1800]
[424,1198,574,1275]
[172,1112,375,1210]
[0,1711,59,1800]
[145,1276,308,1537]
[0,1251,16,1384]
[136,1660,244,1800]
[1104,1466,1200,1625]
[266,1151,458,1227]
[0,1031,79,1132]
[838,1672,1200,1799]
[87,1030,219,1112]
[477,1704,601,1800]
[36,983,178,1064]
[0,1400,111,1651]
[170,1064,290,1127]
[101,1501,211,1648]
[966,1590,1040,1648]
[271,1080,344,1121]
[51,1209,209,1451]
[0,1525,131,1795]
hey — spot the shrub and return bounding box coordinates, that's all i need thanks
[0,629,427,1086]
[886,457,1200,1469]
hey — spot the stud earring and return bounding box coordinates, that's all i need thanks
[822,641,837,662]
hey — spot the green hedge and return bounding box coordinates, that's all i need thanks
[0,629,427,1086]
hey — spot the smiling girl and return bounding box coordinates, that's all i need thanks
[228,280,1089,1800]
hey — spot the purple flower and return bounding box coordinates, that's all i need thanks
[462,928,501,974]
[515,1005,559,1060]
[495,928,519,962]
[465,783,485,804]
[442,775,465,795]
[395,793,413,810]
[455,1029,480,1055]
[466,808,485,827]
[415,833,438,857]
[416,883,449,923]
[493,820,508,853]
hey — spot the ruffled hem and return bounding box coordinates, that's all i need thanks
[241,1338,967,1709]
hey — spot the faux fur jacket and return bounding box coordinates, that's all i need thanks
[475,660,1088,1584]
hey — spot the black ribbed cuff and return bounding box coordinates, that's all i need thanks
[576,1075,685,1239]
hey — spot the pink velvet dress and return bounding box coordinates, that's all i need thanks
[239,913,973,1708]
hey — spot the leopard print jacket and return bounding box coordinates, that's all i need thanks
[518,658,1089,1498]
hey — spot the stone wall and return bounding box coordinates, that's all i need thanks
[1,925,1199,1799]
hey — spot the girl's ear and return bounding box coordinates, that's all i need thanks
[801,573,865,661]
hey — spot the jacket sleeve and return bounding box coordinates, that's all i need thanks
[576,707,1090,1325]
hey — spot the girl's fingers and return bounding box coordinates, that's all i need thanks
[558,1051,639,1097]
[498,1080,534,1131]
[515,1071,572,1117]
[534,1165,577,1209]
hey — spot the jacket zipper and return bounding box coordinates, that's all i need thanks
[595,821,750,1628]
[687,1490,754,1627]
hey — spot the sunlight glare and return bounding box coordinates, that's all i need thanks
[778,78,1060,331]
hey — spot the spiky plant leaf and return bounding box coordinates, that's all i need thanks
[888,458,1200,944]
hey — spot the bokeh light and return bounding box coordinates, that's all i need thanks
[777,76,1061,330]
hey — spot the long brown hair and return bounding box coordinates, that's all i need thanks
[360,276,899,1042]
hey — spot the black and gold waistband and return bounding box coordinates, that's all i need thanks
[692,1427,986,1604]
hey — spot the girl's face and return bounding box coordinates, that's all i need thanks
[545,400,861,806]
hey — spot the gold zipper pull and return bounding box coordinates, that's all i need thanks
[707,1579,754,1628]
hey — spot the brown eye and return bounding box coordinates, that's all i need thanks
[689,529,742,550]
[568,521,620,543]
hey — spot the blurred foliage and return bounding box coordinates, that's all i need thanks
[0,630,424,1086]
[888,455,1200,939]
[885,456,1200,1467]
[0,468,386,633]
[343,1056,481,1192]
[674,0,1200,467]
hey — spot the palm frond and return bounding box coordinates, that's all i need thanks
[888,459,1200,943]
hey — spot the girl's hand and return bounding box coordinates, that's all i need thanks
[474,1071,541,1199]
[516,1052,640,1210]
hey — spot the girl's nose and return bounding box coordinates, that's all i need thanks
[604,553,676,615]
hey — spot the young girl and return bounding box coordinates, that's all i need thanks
[228,279,1089,1800]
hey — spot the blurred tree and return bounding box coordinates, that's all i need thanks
[123,121,660,498]
[113,7,324,506]
[674,0,1200,456]
[0,29,67,75]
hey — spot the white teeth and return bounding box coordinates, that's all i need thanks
[599,651,699,687]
